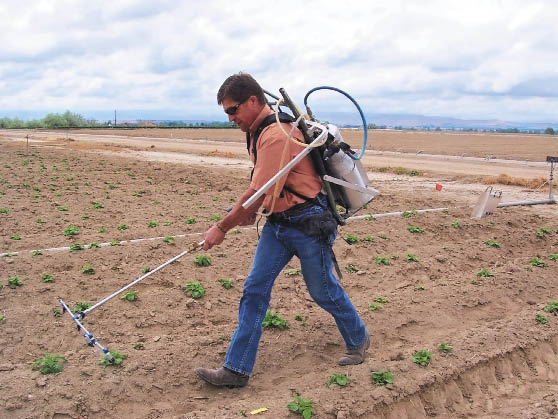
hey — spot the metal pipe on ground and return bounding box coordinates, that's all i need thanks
[497,198,556,208]
[346,207,449,222]
[346,197,556,223]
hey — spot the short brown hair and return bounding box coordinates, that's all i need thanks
[217,72,265,105]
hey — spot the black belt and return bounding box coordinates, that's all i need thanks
[271,199,317,221]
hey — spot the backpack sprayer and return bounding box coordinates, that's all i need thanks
[243,86,378,220]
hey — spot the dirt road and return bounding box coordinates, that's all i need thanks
[2,128,554,179]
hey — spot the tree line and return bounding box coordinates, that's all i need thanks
[367,123,555,135]
[0,111,235,129]
[0,111,100,129]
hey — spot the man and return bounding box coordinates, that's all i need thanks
[195,72,369,388]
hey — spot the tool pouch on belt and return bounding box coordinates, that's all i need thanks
[269,208,343,278]
[293,210,338,241]
[269,202,338,241]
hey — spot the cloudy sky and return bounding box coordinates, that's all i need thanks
[1,0,557,123]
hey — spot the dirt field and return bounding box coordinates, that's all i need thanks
[1,129,557,419]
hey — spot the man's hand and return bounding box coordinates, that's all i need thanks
[201,188,264,250]
[203,225,226,250]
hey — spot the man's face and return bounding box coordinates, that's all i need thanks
[221,96,259,133]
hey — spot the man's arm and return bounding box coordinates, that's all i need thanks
[202,188,265,250]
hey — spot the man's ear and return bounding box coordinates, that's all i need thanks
[245,95,263,112]
[247,95,258,106]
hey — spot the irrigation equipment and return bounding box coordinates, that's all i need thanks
[495,155,556,209]
[470,156,556,218]
[58,240,204,362]
[471,186,502,219]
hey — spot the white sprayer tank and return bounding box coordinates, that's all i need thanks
[324,124,377,213]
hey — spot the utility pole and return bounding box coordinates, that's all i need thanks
[114,110,117,127]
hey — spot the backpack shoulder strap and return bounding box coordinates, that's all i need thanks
[250,112,295,162]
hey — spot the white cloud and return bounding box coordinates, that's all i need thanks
[0,0,557,122]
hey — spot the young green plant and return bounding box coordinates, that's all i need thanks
[42,274,55,283]
[530,257,546,268]
[33,353,66,374]
[100,350,126,368]
[218,277,233,289]
[407,225,424,234]
[73,301,91,312]
[183,281,205,299]
[413,350,432,366]
[372,370,393,386]
[284,268,301,276]
[121,290,138,302]
[81,265,95,274]
[70,243,84,251]
[536,313,548,324]
[368,303,383,311]
[194,254,212,266]
[375,256,390,265]
[484,239,501,248]
[438,342,453,353]
[63,225,79,236]
[543,301,558,314]
[328,372,350,387]
[345,264,359,273]
[8,276,23,287]
[477,269,494,278]
[406,253,419,262]
[262,310,289,329]
[287,395,314,419]
[344,234,359,244]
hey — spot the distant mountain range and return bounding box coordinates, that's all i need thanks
[140,112,558,131]
[317,111,558,131]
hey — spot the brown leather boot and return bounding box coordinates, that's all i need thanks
[338,334,370,366]
[195,367,249,388]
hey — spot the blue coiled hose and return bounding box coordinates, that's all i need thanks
[303,86,368,160]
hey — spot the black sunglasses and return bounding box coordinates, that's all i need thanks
[224,99,246,115]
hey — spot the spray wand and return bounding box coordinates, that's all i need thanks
[58,240,205,362]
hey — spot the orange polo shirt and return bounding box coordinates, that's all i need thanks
[248,106,322,213]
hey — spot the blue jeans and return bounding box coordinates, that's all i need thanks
[223,200,368,376]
